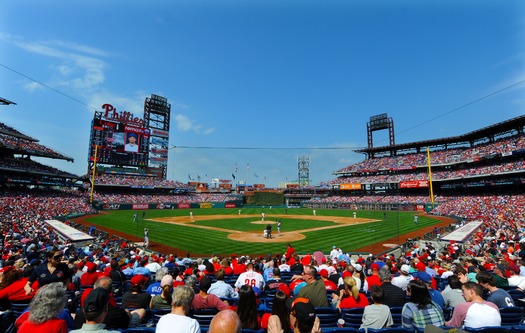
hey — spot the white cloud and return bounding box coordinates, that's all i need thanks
[8,36,108,91]
[174,114,213,135]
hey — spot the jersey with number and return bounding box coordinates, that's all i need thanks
[235,270,265,290]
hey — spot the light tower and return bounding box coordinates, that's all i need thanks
[298,155,310,187]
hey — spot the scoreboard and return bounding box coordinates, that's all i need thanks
[88,118,150,167]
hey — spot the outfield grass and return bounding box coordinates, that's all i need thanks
[85,208,437,255]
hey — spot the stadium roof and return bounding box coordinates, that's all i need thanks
[0,97,16,105]
[356,114,525,156]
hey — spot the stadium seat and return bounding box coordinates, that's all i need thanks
[191,308,219,328]
[389,306,403,326]
[315,307,340,328]
[9,302,30,319]
[499,306,524,326]
[321,328,362,333]
[442,307,454,322]
[150,308,171,323]
[120,328,156,333]
[463,326,513,333]
[340,307,365,328]
[367,328,413,333]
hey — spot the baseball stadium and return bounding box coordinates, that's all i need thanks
[1,95,525,331]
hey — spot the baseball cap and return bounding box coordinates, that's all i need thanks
[509,265,520,275]
[130,274,149,286]
[86,262,97,271]
[353,264,363,272]
[416,262,426,271]
[160,275,174,287]
[400,264,410,274]
[319,269,329,278]
[278,284,291,298]
[416,272,432,284]
[286,297,316,325]
[83,288,109,314]
[495,263,506,272]
[371,263,380,271]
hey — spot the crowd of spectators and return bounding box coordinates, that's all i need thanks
[329,159,525,185]
[93,174,190,188]
[93,193,240,205]
[0,157,78,177]
[0,133,72,160]
[335,134,525,174]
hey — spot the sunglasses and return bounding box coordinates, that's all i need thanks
[53,255,63,260]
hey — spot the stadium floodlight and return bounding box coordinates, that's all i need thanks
[0,97,16,105]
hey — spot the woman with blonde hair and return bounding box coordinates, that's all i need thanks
[150,274,174,310]
[335,276,369,310]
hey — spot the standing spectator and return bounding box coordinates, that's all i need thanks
[401,280,444,331]
[360,285,393,330]
[24,248,71,295]
[156,285,200,333]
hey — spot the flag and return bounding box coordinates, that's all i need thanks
[247,163,250,170]
[232,173,236,179]
[197,175,201,181]
[235,163,238,173]
[188,174,191,180]
[254,173,259,178]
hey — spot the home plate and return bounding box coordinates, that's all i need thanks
[383,243,399,248]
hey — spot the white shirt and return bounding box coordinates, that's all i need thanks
[235,269,265,290]
[156,313,201,333]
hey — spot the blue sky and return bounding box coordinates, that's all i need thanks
[1,1,524,187]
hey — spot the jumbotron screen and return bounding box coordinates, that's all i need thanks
[88,118,150,167]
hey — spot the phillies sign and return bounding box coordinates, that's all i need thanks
[102,103,144,127]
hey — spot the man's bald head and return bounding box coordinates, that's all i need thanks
[209,310,241,333]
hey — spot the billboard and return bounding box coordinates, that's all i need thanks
[340,183,362,190]
[89,117,150,167]
[399,180,429,188]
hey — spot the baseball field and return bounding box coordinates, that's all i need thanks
[77,207,453,257]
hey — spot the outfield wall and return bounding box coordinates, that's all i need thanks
[94,200,243,211]
[302,202,433,212]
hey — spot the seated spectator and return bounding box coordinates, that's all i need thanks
[17,282,69,333]
[261,290,291,330]
[379,266,405,307]
[24,248,71,294]
[392,264,414,291]
[150,275,174,310]
[444,281,501,328]
[122,274,151,310]
[191,276,229,311]
[75,276,146,330]
[319,269,337,291]
[363,263,382,292]
[268,297,321,333]
[209,309,242,333]
[441,274,466,308]
[507,264,525,289]
[416,271,445,309]
[402,280,444,331]
[208,268,238,299]
[361,285,394,330]
[491,263,509,288]
[335,276,369,310]
[156,285,200,333]
[147,267,169,296]
[236,285,261,330]
[71,288,111,333]
[0,265,37,305]
[476,271,515,308]
[80,262,101,287]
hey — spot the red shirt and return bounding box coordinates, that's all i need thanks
[339,293,369,309]
[18,317,67,333]
[366,275,382,289]
[80,271,102,286]
[0,278,37,302]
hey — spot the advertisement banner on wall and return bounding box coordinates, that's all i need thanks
[132,204,149,210]
[225,203,237,208]
[200,203,212,209]
[339,183,362,190]
[178,203,191,209]
[399,180,429,188]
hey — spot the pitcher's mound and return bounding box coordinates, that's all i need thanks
[228,232,305,243]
